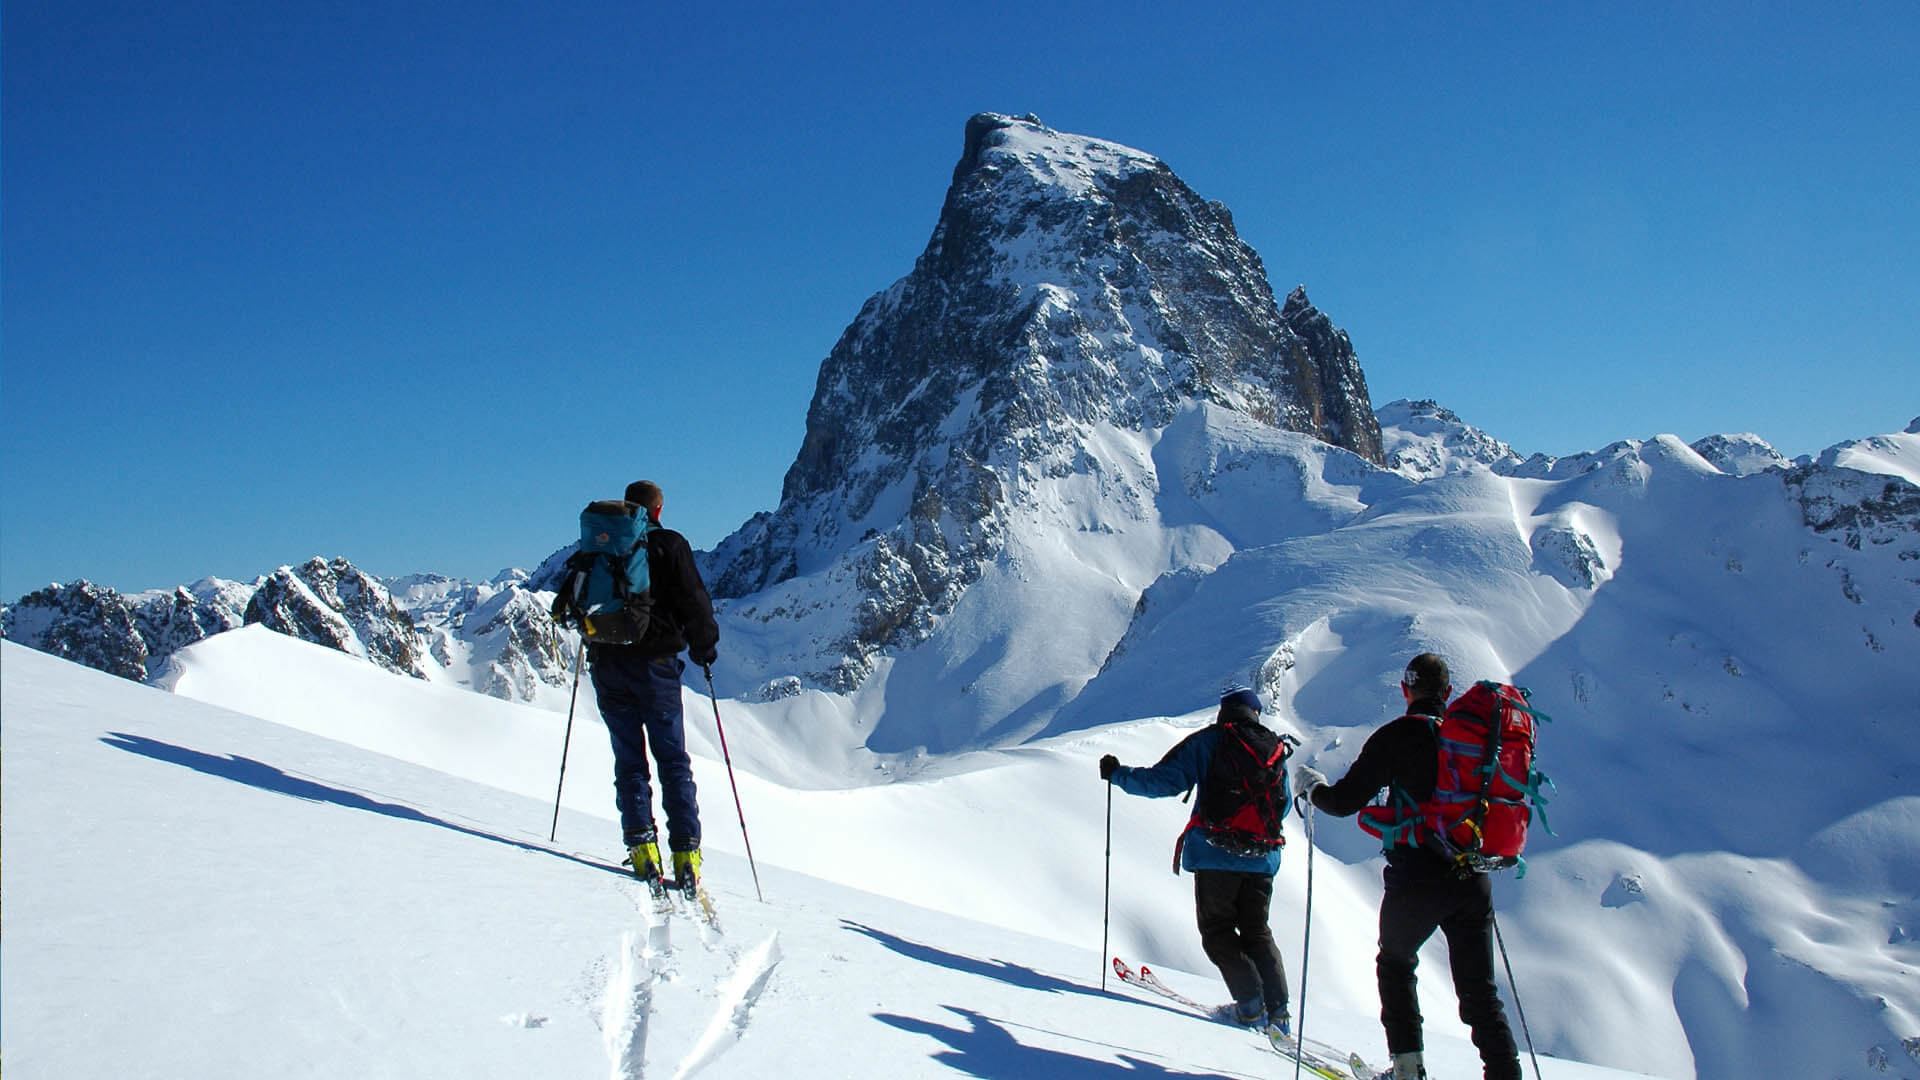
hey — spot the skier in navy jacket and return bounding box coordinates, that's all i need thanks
[1100,687,1291,1037]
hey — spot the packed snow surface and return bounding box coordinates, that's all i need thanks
[5,640,1678,1080]
[9,621,1917,1078]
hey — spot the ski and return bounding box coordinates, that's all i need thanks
[1262,1025,1366,1080]
[1261,1022,1365,1079]
[674,876,722,932]
[1110,957,1365,1080]
[1113,957,1208,1010]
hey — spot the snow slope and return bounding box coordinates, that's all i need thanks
[2,643,1666,1079]
[6,418,1917,1080]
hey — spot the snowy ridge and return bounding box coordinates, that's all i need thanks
[1819,423,1920,487]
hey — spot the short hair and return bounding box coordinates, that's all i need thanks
[624,480,663,511]
[1402,653,1450,699]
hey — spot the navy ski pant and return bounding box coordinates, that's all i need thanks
[589,653,700,852]
[1193,870,1290,1019]
[1377,864,1520,1080]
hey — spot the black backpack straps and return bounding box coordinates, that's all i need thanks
[1222,717,1286,769]
[606,551,628,602]
[613,535,649,604]
[1464,693,1506,794]
[1466,691,1510,842]
[550,554,591,621]
[1258,730,1287,768]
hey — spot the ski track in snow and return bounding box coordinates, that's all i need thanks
[598,877,777,1080]
[672,931,783,1080]
[600,916,667,1080]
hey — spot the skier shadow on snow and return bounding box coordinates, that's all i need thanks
[842,921,1193,1022]
[876,1006,1254,1080]
[843,920,1108,1000]
[100,731,617,877]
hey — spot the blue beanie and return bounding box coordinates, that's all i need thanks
[1219,687,1263,714]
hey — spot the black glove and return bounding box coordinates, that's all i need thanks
[1099,754,1120,781]
[690,644,717,667]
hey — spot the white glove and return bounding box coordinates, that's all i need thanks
[1294,765,1327,797]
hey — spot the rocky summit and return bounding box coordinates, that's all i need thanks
[706,112,1381,695]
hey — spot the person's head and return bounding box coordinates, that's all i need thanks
[624,480,664,522]
[1401,653,1450,703]
[1218,686,1263,724]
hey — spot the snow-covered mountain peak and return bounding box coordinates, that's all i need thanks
[1688,432,1789,476]
[1817,426,1920,488]
[1373,398,1524,479]
[388,572,472,607]
[1788,425,1920,551]
[953,112,1160,200]
[700,112,1385,710]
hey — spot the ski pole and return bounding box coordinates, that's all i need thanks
[703,665,764,903]
[1293,792,1317,1080]
[1101,777,1114,992]
[549,635,585,842]
[1492,910,1545,1080]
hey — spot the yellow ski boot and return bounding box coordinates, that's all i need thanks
[671,848,702,896]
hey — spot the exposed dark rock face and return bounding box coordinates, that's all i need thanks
[245,558,425,678]
[1787,460,1920,547]
[707,113,1382,691]
[2,560,556,697]
[776,113,1379,516]
[135,585,249,659]
[1,581,150,680]
[3,578,250,681]
[458,585,571,701]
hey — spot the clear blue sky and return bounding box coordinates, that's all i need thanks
[4,2,1915,600]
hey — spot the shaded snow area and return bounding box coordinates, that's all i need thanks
[4,642,1669,1080]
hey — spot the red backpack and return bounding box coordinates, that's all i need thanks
[1359,681,1553,875]
[1171,719,1296,871]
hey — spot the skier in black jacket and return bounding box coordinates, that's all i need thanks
[1293,653,1520,1080]
[589,480,720,891]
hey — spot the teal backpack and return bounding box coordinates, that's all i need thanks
[550,500,655,644]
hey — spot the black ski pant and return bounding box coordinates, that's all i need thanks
[1377,863,1520,1080]
[1193,869,1289,1019]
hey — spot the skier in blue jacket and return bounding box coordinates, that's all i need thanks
[1100,687,1291,1038]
